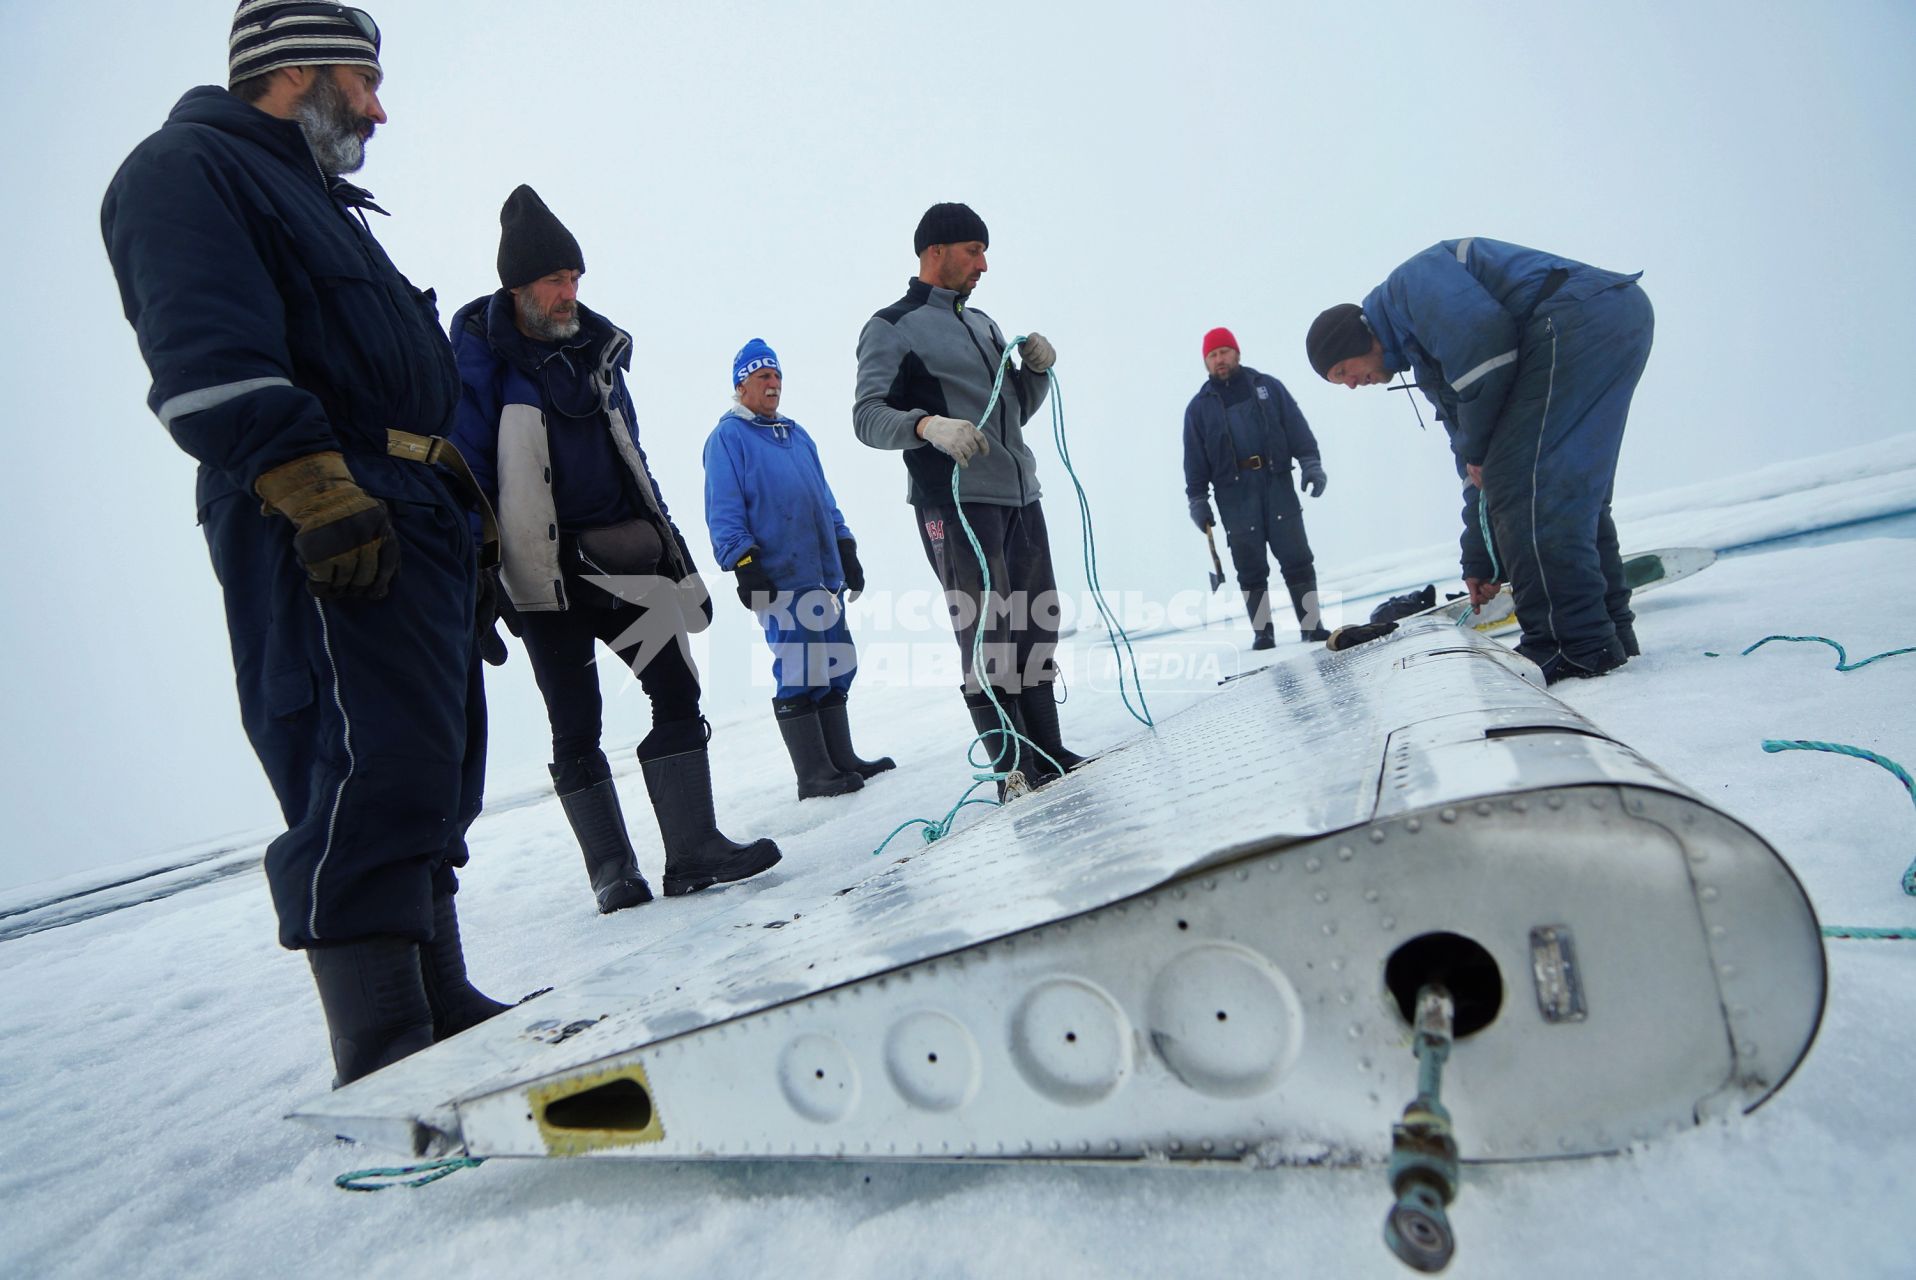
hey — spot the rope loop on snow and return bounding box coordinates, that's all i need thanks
[1760,739,1916,896]
[872,340,1148,856]
[1741,634,1916,672]
[335,1156,486,1192]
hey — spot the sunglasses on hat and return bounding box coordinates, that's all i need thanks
[250,3,381,53]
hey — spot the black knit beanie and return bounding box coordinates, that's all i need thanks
[914,202,989,255]
[1306,303,1374,379]
[497,185,585,290]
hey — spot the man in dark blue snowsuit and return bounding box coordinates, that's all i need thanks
[1308,239,1654,683]
[100,3,506,1086]
[1183,326,1331,648]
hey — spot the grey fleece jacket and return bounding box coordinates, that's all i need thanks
[853,277,1049,508]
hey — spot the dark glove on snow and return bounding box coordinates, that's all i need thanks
[1298,459,1328,498]
[1326,620,1399,651]
[255,451,399,599]
[1188,499,1213,533]
[838,539,865,598]
[734,552,776,610]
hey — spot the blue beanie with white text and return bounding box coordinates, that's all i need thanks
[733,338,780,386]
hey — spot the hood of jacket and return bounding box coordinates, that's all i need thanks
[167,85,388,215]
[452,290,632,421]
[722,402,792,441]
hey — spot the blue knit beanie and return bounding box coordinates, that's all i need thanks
[733,338,780,385]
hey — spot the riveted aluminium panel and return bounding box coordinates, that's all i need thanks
[292,619,1822,1161]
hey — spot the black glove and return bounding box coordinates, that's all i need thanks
[692,576,714,627]
[838,539,865,598]
[255,451,399,599]
[1298,458,1328,498]
[668,524,699,576]
[663,524,713,626]
[476,565,508,666]
[1326,620,1399,651]
[734,551,776,610]
[1188,499,1213,533]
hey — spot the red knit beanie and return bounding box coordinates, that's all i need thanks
[1202,326,1238,356]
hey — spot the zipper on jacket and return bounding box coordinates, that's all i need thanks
[955,303,1029,505]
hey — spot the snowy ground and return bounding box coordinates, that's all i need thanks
[2,438,1913,1279]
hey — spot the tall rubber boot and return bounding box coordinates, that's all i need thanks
[1015,681,1087,780]
[551,757,654,913]
[1243,585,1276,650]
[816,689,895,779]
[306,937,436,1088]
[1286,573,1331,642]
[639,719,782,897]
[965,690,1034,798]
[773,697,864,799]
[420,889,512,1041]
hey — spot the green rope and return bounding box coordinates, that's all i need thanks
[1454,482,1500,630]
[872,338,1147,857]
[1741,634,1916,672]
[335,1156,485,1191]
[1760,739,1916,896]
[1820,925,1914,941]
[1041,365,1152,727]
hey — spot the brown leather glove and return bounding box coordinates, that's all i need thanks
[255,451,399,599]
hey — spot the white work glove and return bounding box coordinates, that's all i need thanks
[918,415,991,467]
[1021,332,1056,373]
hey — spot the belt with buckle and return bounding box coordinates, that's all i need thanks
[1239,454,1264,471]
[386,429,501,570]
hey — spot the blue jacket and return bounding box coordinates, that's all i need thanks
[1362,238,1640,468]
[449,292,693,609]
[1182,366,1320,504]
[703,407,854,590]
[101,86,461,510]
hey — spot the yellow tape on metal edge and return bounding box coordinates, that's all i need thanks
[528,1061,666,1156]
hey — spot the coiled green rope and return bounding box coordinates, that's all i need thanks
[1761,739,1916,897]
[336,1156,485,1191]
[1741,634,1916,671]
[873,338,1148,856]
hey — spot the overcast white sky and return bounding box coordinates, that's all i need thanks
[2,0,1911,891]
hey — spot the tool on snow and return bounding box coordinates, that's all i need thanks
[1408,546,1716,636]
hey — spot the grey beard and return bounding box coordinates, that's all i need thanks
[294,73,367,177]
[516,294,581,342]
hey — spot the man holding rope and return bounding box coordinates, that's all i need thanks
[853,202,1085,784]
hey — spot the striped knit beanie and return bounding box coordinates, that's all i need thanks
[229,2,382,88]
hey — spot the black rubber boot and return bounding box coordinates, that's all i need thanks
[639,719,782,896]
[773,698,864,799]
[1015,682,1087,780]
[1243,585,1276,648]
[965,690,1035,797]
[551,758,655,913]
[306,937,436,1088]
[420,889,512,1041]
[1519,636,1628,685]
[815,689,895,779]
[1286,574,1332,642]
